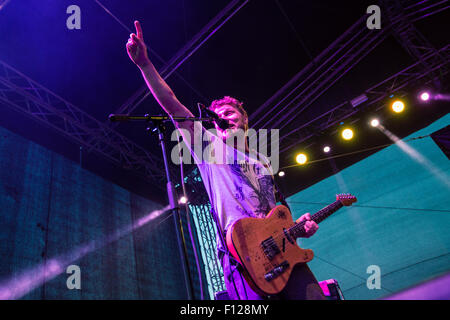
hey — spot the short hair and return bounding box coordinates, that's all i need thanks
[209,96,248,120]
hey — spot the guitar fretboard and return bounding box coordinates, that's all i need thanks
[289,200,343,238]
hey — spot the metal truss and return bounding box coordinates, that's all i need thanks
[178,1,450,297]
[0,60,167,182]
[250,15,387,129]
[1,0,446,299]
[182,168,226,299]
[251,0,449,146]
[0,0,249,298]
[189,203,226,299]
[0,1,251,190]
[280,43,450,153]
[110,0,250,121]
[382,0,447,80]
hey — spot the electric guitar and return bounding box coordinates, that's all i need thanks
[226,194,357,295]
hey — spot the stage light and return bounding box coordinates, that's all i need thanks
[0,0,11,11]
[295,153,308,165]
[341,128,354,140]
[391,100,405,113]
[278,171,285,177]
[434,93,450,101]
[179,196,188,204]
[323,146,331,153]
[370,119,380,127]
[419,92,430,101]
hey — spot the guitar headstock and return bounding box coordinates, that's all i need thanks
[336,193,357,206]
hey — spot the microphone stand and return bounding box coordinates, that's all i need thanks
[109,113,212,300]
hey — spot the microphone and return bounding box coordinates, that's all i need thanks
[197,103,230,130]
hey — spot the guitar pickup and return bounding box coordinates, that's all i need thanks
[260,236,281,260]
[264,261,289,282]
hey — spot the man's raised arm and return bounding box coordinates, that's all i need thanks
[126,20,194,122]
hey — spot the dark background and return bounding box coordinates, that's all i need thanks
[0,0,448,203]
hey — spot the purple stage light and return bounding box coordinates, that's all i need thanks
[0,0,11,11]
[420,92,430,101]
[434,93,450,101]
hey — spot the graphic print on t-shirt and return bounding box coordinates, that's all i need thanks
[230,161,275,218]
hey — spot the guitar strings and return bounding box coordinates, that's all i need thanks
[262,201,449,257]
[257,200,449,271]
[287,201,450,213]
[262,200,344,252]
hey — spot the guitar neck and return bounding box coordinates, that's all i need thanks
[311,200,343,224]
[289,200,343,239]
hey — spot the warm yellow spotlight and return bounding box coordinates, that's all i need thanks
[392,100,405,113]
[295,153,308,165]
[341,128,354,140]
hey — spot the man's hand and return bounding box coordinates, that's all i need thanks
[125,19,194,135]
[126,20,150,68]
[296,213,318,238]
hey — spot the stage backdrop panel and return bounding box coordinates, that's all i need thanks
[0,125,194,299]
[0,128,52,299]
[287,113,450,300]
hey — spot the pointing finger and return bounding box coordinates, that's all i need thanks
[135,20,143,39]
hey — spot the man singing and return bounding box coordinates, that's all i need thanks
[126,20,325,300]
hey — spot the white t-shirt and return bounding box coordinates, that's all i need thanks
[183,122,277,234]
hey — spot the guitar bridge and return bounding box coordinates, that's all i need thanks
[264,261,289,282]
[260,236,281,260]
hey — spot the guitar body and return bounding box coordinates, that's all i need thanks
[226,205,314,296]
